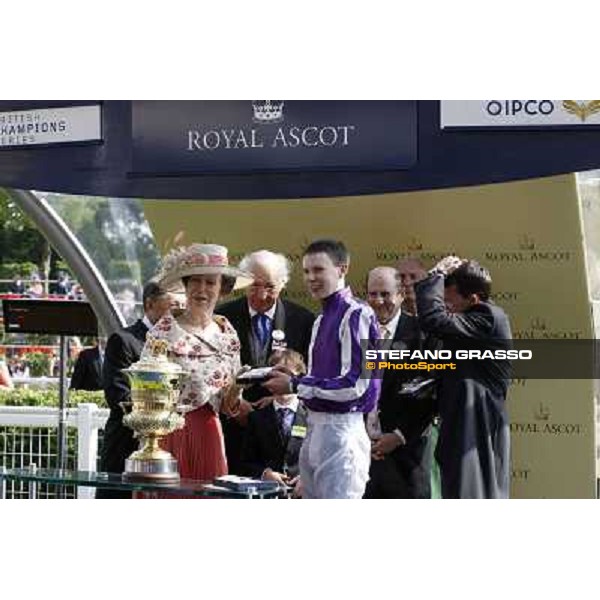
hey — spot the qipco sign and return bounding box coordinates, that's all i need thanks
[485,100,556,117]
[441,100,600,128]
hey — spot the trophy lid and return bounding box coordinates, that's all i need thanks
[123,336,185,377]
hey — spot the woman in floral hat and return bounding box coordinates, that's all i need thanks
[143,243,253,481]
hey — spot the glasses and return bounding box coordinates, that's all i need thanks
[249,283,279,294]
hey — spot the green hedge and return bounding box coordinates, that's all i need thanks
[0,388,106,407]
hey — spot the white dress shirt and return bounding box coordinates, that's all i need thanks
[273,395,299,413]
[378,308,401,340]
[248,302,277,321]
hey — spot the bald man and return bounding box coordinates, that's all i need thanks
[364,266,434,499]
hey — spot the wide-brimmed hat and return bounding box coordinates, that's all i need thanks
[155,243,253,293]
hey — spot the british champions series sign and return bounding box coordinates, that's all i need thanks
[131,101,417,174]
[0,105,102,147]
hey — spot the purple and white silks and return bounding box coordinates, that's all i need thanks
[296,287,381,414]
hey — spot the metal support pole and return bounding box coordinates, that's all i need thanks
[0,466,7,499]
[4,189,125,336]
[28,463,37,499]
[57,336,69,473]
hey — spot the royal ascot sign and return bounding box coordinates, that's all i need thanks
[0,105,102,147]
[131,100,417,174]
[440,100,600,129]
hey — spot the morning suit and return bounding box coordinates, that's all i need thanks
[69,347,103,391]
[416,274,512,499]
[216,296,315,367]
[96,319,148,499]
[364,313,436,499]
[215,297,314,474]
[241,402,308,479]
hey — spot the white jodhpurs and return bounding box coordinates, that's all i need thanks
[299,411,370,499]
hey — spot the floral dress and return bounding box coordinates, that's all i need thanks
[144,312,242,480]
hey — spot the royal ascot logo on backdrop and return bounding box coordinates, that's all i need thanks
[132,100,417,174]
[406,237,424,252]
[518,234,535,251]
[484,234,572,264]
[534,402,551,421]
[373,247,457,264]
[252,100,284,124]
[510,402,583,436]
[490,290,521,304]
[187,100,358,152]
[510,378,528,388]
[490,290,522,304]
[511,465,531,481]
[531,317,547,331]
[513,316,582,340]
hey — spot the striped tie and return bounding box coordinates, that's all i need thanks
[253,313,269,347]
[277,407,293,439]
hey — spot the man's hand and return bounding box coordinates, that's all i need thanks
[262,468,289,486]
[233,398,254,426]
[222,383,243,417]
[253,395,276,410]
[431,255,464,277]
[291,477,303,499]
[264,369,292,395]
[371,433,403,460]
[234,365,253,389]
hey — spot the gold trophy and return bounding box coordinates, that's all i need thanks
[120,337,186,482]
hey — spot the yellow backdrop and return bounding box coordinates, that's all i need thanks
[143,173,596,498]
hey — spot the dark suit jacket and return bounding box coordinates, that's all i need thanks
[216,296,315,367]
[241,403,308,479]
[416,274,512,499]
[378,313,434,441]
[69,347,103,391]
[365,313,435,499]
[215,296,314,474]
[97,319,148,498]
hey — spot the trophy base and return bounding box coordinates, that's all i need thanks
[123,457,180,483]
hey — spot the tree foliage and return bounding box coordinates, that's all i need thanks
[0,190,161,297]
[0,189,50,276]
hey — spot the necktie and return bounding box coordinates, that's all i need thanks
[380,325,391,340]
[253,313,270,348]
[277,407,294,439]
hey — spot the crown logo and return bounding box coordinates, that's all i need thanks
[533,402,550,421]
[562,100,600,122]
[407,237,423,251]
[518,234,535,251]
[531,317,547,331]
[252,100,284,124]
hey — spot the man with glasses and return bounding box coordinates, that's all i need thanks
[216,249,315,474]
[364,266,433,498]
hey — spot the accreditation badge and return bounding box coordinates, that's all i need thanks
[291,424,307,438]
[271,329,287,351]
